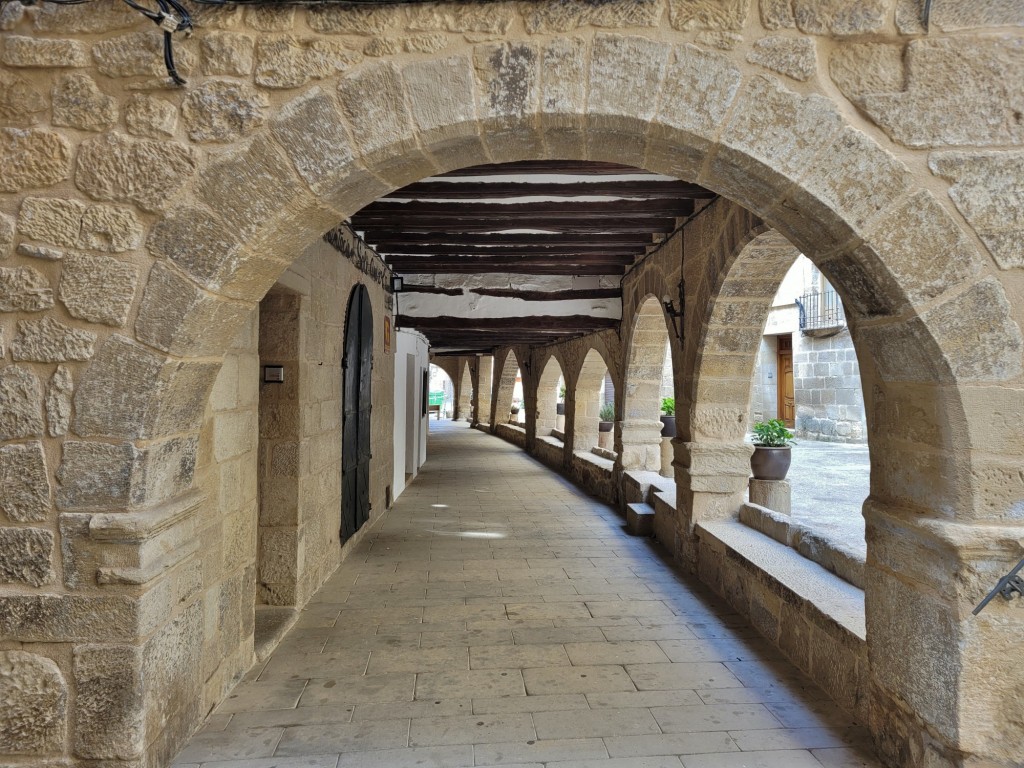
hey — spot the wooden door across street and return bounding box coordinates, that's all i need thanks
[777,334,795,428]
[342,284,373,541]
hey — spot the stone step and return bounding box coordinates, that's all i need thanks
[626,502,656,537]
[253,606,298,663]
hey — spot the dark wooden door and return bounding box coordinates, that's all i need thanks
[777,334,795,428]
[341,284,373,541]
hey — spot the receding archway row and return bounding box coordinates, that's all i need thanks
[1,11,1022,768]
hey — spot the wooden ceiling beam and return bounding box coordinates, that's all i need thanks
[379,244,642,257]
[394,264,626,275]
[438,160,657,176]
[398,315,619,331]
[469,287,621,301]
[355,219,679,234]
[382,180,715,201]
[363,232,655,247]
[354,199,692,218]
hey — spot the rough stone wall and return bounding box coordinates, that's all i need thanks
[1,2,1024,767]
[793,329,866,442]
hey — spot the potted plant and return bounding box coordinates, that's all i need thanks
[509,399,521,423]
[750,419,795,481]
[556,384,566,416]
[598,402,615,433]
[660,397,676,437]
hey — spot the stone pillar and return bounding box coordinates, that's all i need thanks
[749,479,790,514]
[473,355,493,427]
[660,436,673,478]
[864,501,1024,768]
[619,419,663,470]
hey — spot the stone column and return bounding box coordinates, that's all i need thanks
[619,419,664,470]
[749,479,790,514]
[473,355,493,427]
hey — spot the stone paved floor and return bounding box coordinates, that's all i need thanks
[172,421,882,768]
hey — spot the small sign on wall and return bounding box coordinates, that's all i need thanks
[263,365,285,384]
[384,316,392,353]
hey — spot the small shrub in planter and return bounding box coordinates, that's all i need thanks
[750,419,795,481]
[660,397,676,438]
[598,402,615,432]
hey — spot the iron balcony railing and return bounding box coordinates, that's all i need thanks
[797,289,845,332]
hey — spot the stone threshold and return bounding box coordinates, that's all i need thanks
[253,606,299,663]
[739,501,865,589]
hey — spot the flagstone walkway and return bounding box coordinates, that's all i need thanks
[172,420,881,768]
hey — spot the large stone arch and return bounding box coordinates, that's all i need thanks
[491,347,521,428]
[1,7,1023,768]
[533,351,565,437]
[573,346,614,454]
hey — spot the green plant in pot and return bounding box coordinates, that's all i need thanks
[750,419,795,481]
[660,397,676,438]
[598,402,615,432]
[557,384,566,415]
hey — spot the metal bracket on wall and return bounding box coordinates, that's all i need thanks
[973,555,1024,615]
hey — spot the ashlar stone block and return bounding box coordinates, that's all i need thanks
[668,0,750,30]
[0,651,67,754]
[1,35,89,67]
[0,527,54,586]
[0,211,14,257]
[46,364,72,437]
[0,441,50,522]
[747,35,817,81]
[124,94,177,138]
[93,31,196,78]
[73,644,144,759]
[199,32,255,76]
[182,79,267,143]
[0,364,44,440]
[11,316,96,362]
[75,132,197,213]
[52,73,117,132]
[792,0,888,35]
[524,0,662,34]
[0,127,71,193]
[270,88,354,195]
[255,36,362,89]
[59,251,139,326]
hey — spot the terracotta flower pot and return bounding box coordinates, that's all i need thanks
[660,414,676,438]
[750,446,791,481]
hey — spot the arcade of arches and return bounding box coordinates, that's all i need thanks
[0,3,1022,768]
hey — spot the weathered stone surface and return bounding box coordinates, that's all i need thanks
[829,43,905,102]
[0,594,138,643]
[747,36,816,81]
[0,128,71,192]
[11,317,97,362]
[0,442,50,522]
[255,37,362,89]
[0,70,48,124]
[338,62,415,163]
[404,34,451,54]
[307,4,399,34]
[199,32,254,76]
[590,34,670,127]
[930,151,1024,270]
[34,1,137,32]
[16,243,63,261]
[0,211,13,258]
[124,94,177,138]
[182,79,267,143]
[271,89,353,194]
[146,205,239,286]
[862,38,1024,147]
[2,35,88,68]
[931,1,1024,30]
[246,5,295,32]
[696,30,743,49]
[72,644,144,759]
[0,1,23,29]
[93,31,195,78]
[52,72,117,131]
[19,197,141,252]
[57,440,140,509]
[0,527,53,586]
[760,0,795,28]
[792,0,888,35]
[75,132,196,212]
[364,37,401,57]
[0,365,44,440]
[0,267,53,311]
[524,0,662,34]
[59,252,138,327]
[46,365,72,437]
[135,262,251,357]
[669,0,750,30]
[408,3,515,33]
[0,651,66,753]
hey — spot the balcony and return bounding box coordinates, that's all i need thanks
[797,288,846,334]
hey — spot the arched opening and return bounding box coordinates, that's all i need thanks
[427,363,454,420]
[622,297,675,471]
[535,356,564,437]
[573,348,613,455]
[341,284,373,541]
[457,361,473,422]
[493,350,523,426]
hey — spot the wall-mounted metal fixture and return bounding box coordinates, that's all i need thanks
[263,365,285,384]
[973,555,1024,615]
[390,275,404,293]
[663,280,685,341]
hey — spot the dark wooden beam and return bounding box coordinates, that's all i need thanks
[438,161,656,176]
[383,180,715,201]
[353,199,692,219]
[398,315,619,332]
[379,244,642,257]
[364,232,655,247]
[402,285,464,296]
[392,264,627,275]
[471,287,621,301]
[355,218,679,234]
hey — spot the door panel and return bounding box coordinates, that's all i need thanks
[777,334,795,428]
[341,284,373,541]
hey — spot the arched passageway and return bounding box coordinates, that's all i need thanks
[573,348,613,455]
[535,355,564,437]
[622,297,675,471]
[0,7,1021,768]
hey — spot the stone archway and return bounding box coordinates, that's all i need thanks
[573,347,613,455]
[534,353,564,437]
[621,296,674,471]
[491,348,520,427]
[0,9,1022,768]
